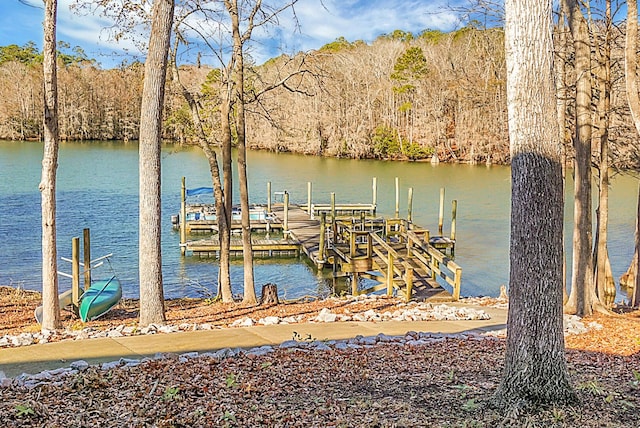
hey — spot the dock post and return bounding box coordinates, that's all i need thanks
[351,273,359,296]
[267,181,272,212]
[438,187,445,236]
[283,191,289,237]
[372,177,377,215]
[386,252,394,296]
[331,192,336,243]
[307,182,312,215]
[404,265,414,302]
[319,212,326,262]
[395,177,399,218]
[83,228,91,290]
[71,237,81,309]
[407,187,413,223]
[451,199,457,256]
[180,177,187,256]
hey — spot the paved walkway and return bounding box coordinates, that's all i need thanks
[0,304,507,378]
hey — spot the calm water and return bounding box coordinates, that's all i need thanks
[0,140,637,301]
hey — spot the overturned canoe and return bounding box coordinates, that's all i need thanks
[79,276,122,322]
[34,288,77,324]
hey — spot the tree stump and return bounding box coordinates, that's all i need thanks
[260,283,279,305]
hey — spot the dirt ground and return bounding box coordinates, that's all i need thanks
[1,285,640,427]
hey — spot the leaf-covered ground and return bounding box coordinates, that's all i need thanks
[1,286,640,427]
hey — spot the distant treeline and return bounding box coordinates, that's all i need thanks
[0,27,638,168]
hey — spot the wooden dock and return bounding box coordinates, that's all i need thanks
[179,179,460,302]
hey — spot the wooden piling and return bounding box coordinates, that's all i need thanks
[438,187,445,235]
[83,228,91,291]
[71,237,80,308]
[386,252,394,296]
[319,212,326,262]
[267,181,272,212]
[180,177,187,255]
[451,199,457,257]
[307,182,312,214]
[404,265,414,302]
[283,191,289,236]
[395,177,399,218]
[407,187,413,223]
[331,192,336,243]
[372,177,377,214]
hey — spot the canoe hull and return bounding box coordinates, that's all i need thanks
[34,288,76,324]
[79,277,122,322]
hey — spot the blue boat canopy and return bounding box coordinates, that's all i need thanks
[187,187,214,197]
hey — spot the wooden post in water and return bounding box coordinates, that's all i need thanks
[438,187,445,236]
[407,187,413,223]
[307,182,312,215]
[372,177,377,214]
[180,177,187,256]
[83,228,91,291]
[395,177,399,218]
[318,212,326,262]
[451,199,457,257]
[71,237,81,309]
[267,181,272,212]
[331,192,336,243]
[283,191,289,237]
[386,252,394,296]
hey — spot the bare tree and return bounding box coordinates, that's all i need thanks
[624,0,640,307]
[138,0,174,326]
[40,0,61,331]
[494,0,576,410]
[562,0,598,316]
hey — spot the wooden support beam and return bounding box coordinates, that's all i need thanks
[180,177,187,256]
[83,228,91,291]
[71,237,80,309]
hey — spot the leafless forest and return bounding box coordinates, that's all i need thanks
[1,27,638,167]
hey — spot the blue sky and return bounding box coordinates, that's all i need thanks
[0,0,462,68]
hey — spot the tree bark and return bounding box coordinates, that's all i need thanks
[218,79,234,303]
[169,47,232,301]
[40,0,61,331]
[495,0,576,409]
[593,0,616,308]
[563,0,596,316]
[226,0,257,304]
[138,0,174,326]
[624,0,640,308]
[260,283,279,305]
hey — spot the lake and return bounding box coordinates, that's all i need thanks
[0,140,637,302]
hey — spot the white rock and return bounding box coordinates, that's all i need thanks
[239,318,255,327]
[122,326,137,334]
[101,361,121,370]
[107,330,124,338]
[259,316,280,326]
[70,360,90,371]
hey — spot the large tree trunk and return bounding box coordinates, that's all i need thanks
[169,50,232,301]
[40,0,61,331]
[138,0,174,326]
[218,85,234,303]
[593,1,616,309]
[227,0,257,304]
[624,0,640,308]
[564,0,596,316]
[495,0,576,410]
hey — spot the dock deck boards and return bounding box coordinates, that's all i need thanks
[182,203,458,302]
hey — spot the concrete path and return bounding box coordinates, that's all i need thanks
[0,305,507,378]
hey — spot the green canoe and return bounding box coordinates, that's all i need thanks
[79,276,122,322]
